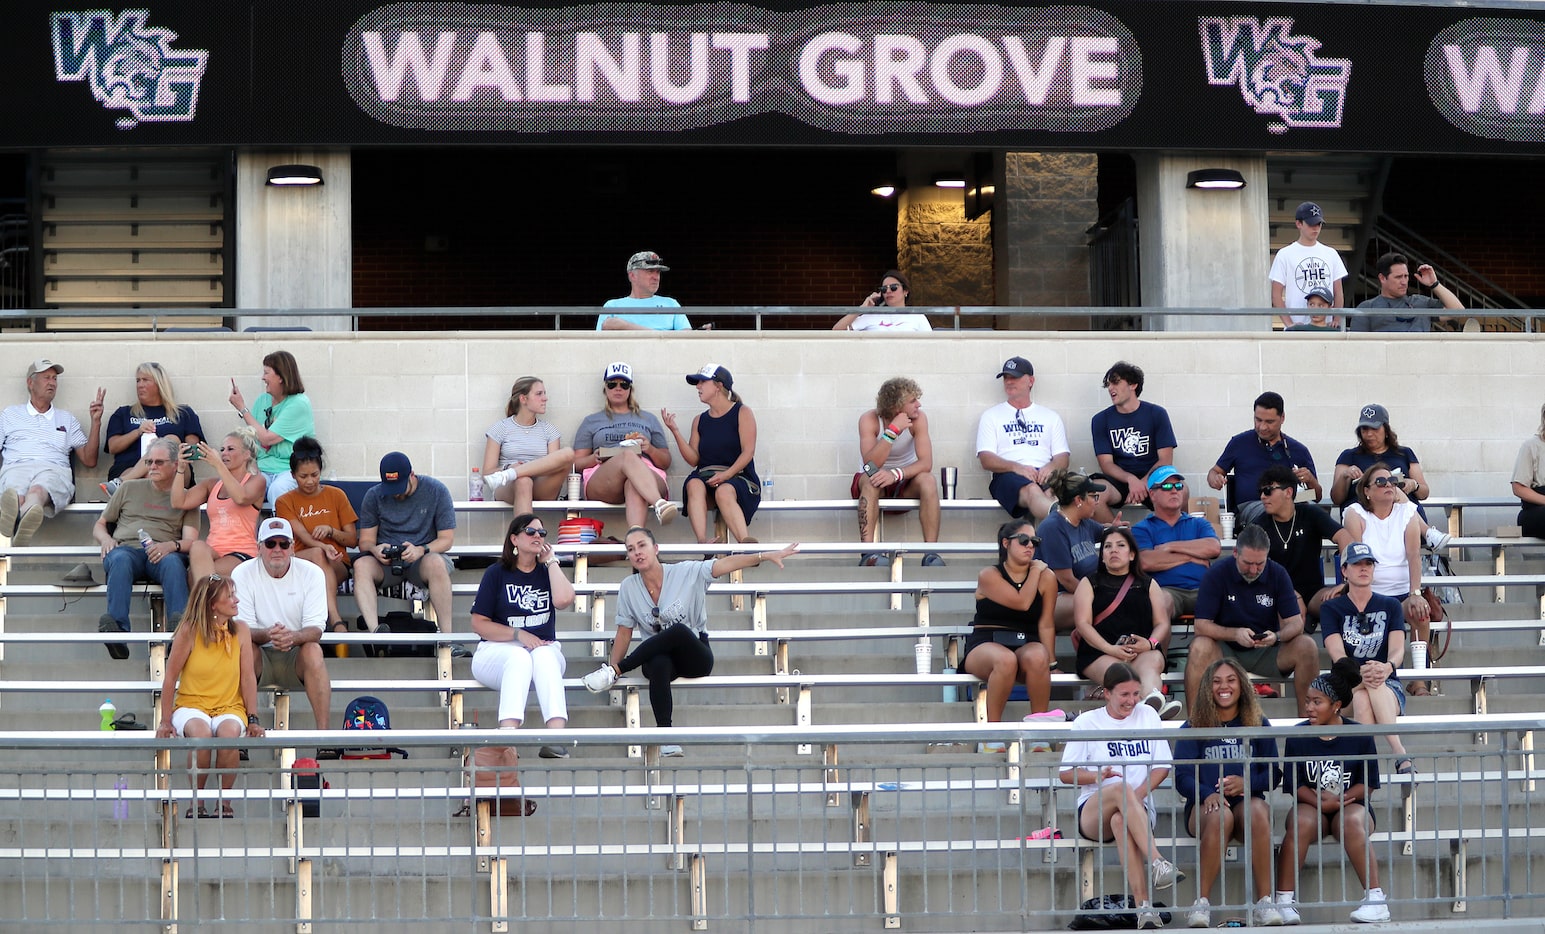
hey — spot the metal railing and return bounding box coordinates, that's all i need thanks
[0,719,1541,930]
[1364,215,1534,330]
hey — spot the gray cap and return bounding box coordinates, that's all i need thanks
[1357,403,1390,428]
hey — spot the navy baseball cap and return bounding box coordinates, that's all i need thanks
[378,451,413,496]
[1295,201,1324,225]
[1304,286,1334,304]
[996,356,1034,378]
[1342,542,1377,566]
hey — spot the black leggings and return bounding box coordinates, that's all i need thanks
[618,623,714,728]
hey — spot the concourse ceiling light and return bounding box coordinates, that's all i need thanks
[870,180,904,197]
[932,174,966,189]
[1185,168,1247,190]
[266,164,324,186]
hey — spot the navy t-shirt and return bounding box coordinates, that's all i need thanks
[1334,446,1420,509]
[103,404,206,479]
[1283,720,1380,794]
[471,563,557,642]
[1091,401,1177,480]
[1173,715,1278,805]
[1320,592,1406,667]
[1250,503,1344,602]
[1036,510,1100,591]
[1194,557,1299,632]
[1215,431,1317,512]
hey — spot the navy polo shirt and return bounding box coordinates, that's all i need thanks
[1194,556,1299,633]
[1214,431,1317,509]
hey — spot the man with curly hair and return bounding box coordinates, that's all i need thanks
[853,377,943,567]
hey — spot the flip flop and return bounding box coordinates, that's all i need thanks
[1395,757,1416,775]
[217,803,236,819]
[190,806,213,819]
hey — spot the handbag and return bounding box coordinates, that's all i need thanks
[458,746,536,818]
[700,465,761,497]
[1071,574,1135,652]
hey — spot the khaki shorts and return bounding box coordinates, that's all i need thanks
[260,644,308,690]
[1162,586,1200,619]
[1218,643,1282,678]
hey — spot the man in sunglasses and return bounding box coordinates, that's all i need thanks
[595,251,695,331]
[353,452,458,647]
[1133,466,1220,623]
[1250,465,1353,626]
[92,437,198,659]
[233,517,332,731]
[975,356,1070,524]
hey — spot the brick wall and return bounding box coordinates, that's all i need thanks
[352,149,900,329]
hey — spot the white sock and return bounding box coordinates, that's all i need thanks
[1276,891,1295,904]
[1366,887,1385,902]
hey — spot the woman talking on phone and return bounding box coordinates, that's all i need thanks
[833,270,932,332]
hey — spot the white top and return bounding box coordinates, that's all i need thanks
[975,401,1070,469]
[865,426,918,472]
[1269,240,1347,323]
[0,402,86,466]
[1060,703,1171,816]
[232,556,327,635]
[1343,501,1419,597]
[849,312,931,332]
[485,416,562,468]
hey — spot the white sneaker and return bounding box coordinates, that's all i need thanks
[581,663,617,693]
[482,467,515,496]
[1143,690,1165,713]
[659,744,684,758]
[1184,897,1209,928]
[1276,900,1301,925]
[1159,696,1184,721]
[1350,897,1389,923]
[1252,896,1284,926]
[1424,527,1452,551]
[653,499,679,525]
[1150,856,1179,890]
[1136,903,1163,930]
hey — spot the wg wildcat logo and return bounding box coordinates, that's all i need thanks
[51,10,209,129]
[1199,16,1350,134]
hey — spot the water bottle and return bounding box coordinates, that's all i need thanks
[469,467,483,502]
[99,698,116,731]
[137,528,152,551]
[113,776,129,819]
[762,466,775,502]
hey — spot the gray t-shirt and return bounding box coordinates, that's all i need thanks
[1351,294,1444,332]
[573,410,668,451]
[616,560,716,636]
[359,474,456,546]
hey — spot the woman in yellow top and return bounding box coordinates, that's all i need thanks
[157,574,264,818]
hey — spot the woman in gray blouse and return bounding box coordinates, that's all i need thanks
[582,527,799,756]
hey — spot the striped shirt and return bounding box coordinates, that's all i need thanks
[0,403,86,466]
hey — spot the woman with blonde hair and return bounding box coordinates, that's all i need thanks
[663,364,762,546]
[480,376,576,514]
[571,362,678,529]
[101,361,205,493]
[156,574,263,818]
[172,428,267,580]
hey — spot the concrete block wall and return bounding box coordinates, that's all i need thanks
[2,330,1535,543]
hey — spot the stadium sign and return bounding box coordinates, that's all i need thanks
[1426,17,1545,141]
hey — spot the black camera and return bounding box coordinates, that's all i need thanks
[381,544,408,577]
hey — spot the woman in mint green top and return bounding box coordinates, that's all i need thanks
[228,349,315,507]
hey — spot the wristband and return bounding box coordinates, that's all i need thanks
[1149,638,1160,650]
[880,428,898,443]
[247,714,260,725]
[885,422,901,437]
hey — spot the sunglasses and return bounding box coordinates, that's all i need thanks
[605,380,631,390]
[144,458,171,466]
[1153,481,1185,491]
[520,527,548,538]
[1371,476,1398,487]
[263,408,276,429]
[1257,484,1293,497]
[879,283,903,292]
[261,538,292,550]
[1009,533,1037,547]
[207,574,223,582]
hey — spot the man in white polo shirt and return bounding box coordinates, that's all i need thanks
[234,517,332,731]
[0,358,104,545]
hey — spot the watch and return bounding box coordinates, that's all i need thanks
[1409,591,1423,599]
[247,714,260,725]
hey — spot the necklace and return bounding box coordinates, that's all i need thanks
[1271,510,1296,548]
[1003,564,1031,590]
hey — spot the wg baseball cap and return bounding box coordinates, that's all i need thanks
[603,362,633,384]
[996,356,1033,378]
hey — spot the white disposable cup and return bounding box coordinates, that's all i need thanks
[1409,641,1428,670]
[140,433,157,456]
[1219,512,1235,540]
[914,641,933,675]
[566,472,582,501]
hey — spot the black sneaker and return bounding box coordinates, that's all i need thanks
[99,614,129,660]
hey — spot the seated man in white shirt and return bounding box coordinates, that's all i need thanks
[234,517,332,731]
[0,358,104,545]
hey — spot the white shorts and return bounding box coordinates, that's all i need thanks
[171,707,245,736]
[0,462,74,515]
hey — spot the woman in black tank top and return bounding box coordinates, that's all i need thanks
[961,520,1062,723]
[1072,525,1180,720]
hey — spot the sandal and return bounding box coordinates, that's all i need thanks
[185,805,207,820]
[1408,680,1431,696]
[1395,757,1416,775]
[217,803,236,819]
[454,797,538,818]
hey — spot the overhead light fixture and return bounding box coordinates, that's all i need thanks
[266,164,324,187]
[933,174,966,189]
[870,180,904,198]
[1185,168,1246,190]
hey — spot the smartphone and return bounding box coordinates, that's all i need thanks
[182,443,202,460]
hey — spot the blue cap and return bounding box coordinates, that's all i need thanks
[378,451,412,496]
[1342,542,1377,566]
[1147,465,1184,489]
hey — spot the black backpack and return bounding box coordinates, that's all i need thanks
[340,695,408,759]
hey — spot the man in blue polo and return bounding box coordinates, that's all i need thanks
[1133,466,1220,622]
[1206,391,1321,524]
[1184,524,1318,716]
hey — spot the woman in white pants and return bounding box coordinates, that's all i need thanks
[470,514,576,758]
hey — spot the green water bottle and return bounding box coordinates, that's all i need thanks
[99,698,116,731]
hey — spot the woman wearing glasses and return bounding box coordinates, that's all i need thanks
[228,350,315,507]
[582,527,799,756]
[156,573,263,819]
[1073,525,1181,719]
[480,376,576,515]
[959,519,1061,737]
[1342,463,1432,694]
[171,428,266,581]
[663,364,761,547]
[572,362,679,529]
[101,361,205,493]
[275,438,358,642]
[833,269,932,331]
[470,515,576,758]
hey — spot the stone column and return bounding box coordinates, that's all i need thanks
[1135,153,1269,330]
[234,150,352,332]
[896,152,993,309]
[994,152,1097,325]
